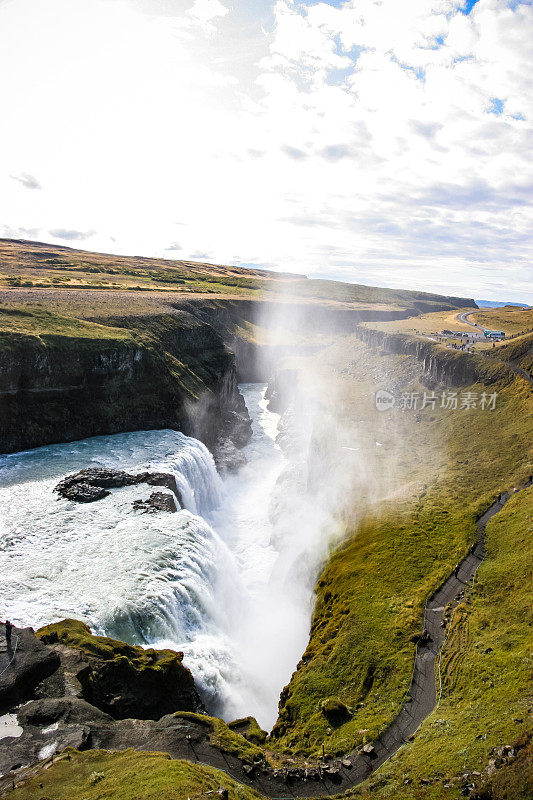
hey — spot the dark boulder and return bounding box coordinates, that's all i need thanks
[63,468,138,489]
[55,468,138,500]
[228,716,268,745]
[59,483,110,502]
[17,696,112,727]
[0,623,60,711]
[361,743,377,757]
[55,468,182,507]
[132,492,177,513]
[320,697,352,726]
[139,472,181,497]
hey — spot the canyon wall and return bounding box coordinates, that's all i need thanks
[354,325,513,387]
[0,298,488,457]
[0,310,250,455]
[174,298,418,382]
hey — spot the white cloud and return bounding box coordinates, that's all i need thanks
[10,172,41,190]
[0,0,531,302]
[187,0,228,24]
[48,228,96,241]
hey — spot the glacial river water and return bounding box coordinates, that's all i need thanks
[0,384,328,729]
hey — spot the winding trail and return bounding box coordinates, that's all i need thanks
[180,483,530,798]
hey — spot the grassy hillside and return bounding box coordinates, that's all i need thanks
[471,306,533,336]
[7,749,262,800]
[288,276,474,312]
[0,305,133,343]
[353,485,533,799]
[270,335,532,778]
[487,332,533,375]
[0,237,475,312]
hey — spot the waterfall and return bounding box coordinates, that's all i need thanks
[0,428,244,711]
[0,385,343,728]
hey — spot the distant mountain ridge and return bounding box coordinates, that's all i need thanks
[476,300,531,308]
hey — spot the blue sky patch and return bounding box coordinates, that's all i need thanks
[461,0,481,14]
[326,65,353,86]
[390,54,426,81]
[488,97,504,115]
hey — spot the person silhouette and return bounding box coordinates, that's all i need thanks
[5,620,13,651]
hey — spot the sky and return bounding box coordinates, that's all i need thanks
[0,0,532,302]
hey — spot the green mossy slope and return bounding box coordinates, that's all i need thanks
[271,338,532,762]
[7,749,262,800]
[351,485,533,798]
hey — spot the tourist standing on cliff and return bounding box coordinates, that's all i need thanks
[5,620,13,651]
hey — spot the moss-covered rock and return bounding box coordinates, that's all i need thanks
[319,698,352,726]
[37,619,203,720]
[169,712,265,762]
[228,716,268,745]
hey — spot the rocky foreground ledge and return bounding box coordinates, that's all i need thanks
[1,616,527,799]
[0,620,202,721]
[0,620,279,795]
[0,620,203,775]
[0,622,347,795]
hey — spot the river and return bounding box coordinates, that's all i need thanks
[0,383,324,729]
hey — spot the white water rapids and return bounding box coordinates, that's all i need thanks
[0,384,338,729]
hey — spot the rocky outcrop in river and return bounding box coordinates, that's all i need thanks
[54,467,183,505]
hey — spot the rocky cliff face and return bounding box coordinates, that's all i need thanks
[354,326,513,387]
[0,310,251,456]
[0,619,272,787]
[176,298,419,383]
[0,299,490,458]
